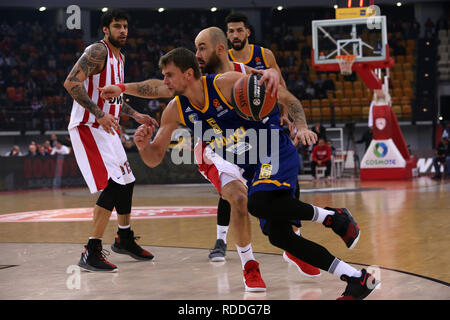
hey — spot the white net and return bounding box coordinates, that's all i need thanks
[336,55,356,75]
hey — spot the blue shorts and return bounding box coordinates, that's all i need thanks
[241,130,302,235]
[244,130,299,196]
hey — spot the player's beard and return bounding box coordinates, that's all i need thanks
[229,37,247,51]
[201,51,221,74]
[108,33,126,48]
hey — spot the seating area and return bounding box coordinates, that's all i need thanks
[2,6,442,132]
[437,29,450,81]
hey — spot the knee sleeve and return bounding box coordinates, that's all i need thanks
[96,179,134,215]
[217,198,231,226]
[114,181,134,215]
[96,179,116,211]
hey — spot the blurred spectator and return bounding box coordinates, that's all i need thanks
[26,144,38,157]
[50,140,70,155]
[5,145,22,156]
[297,144,305,174]
[442,123,450,140]
[42,140,53,154]
[120,126,131,143]
[354,127,373,151]
[123,139,138,153]
[305,83,315,99]
[311,138,332,179]
[311,122,327,143]
[432,137,450,179]
[37,145,49,156]
[425,18,435,38]
[50,134,58,147]
[148,99,162,121]
[328,140,336,157]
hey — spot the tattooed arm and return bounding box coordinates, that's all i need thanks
[99,79,173,100]
[127,79,172,99]
[121,101,159,127]
[278,86,317,146]
[64,43,120,134]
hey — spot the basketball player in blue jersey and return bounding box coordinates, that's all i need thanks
[226,12,286,84]
[133,47,380,299]
[195,28,319,277]
[99,27,320,281]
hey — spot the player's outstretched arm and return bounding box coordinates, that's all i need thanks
[99,79,173,100]
[64,43,120,134]
[134,99,180,168]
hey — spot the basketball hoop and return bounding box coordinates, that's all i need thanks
[336,54,356,75]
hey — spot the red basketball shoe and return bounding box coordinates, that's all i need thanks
[243,260,266,292]
[283,251,321,277]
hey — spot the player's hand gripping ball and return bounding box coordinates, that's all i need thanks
[231,74,277,121]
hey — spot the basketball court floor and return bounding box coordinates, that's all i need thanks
[0,177,449,300]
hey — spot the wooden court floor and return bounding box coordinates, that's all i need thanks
[0,177,449,300]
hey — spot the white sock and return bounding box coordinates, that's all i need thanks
[294,228,301,236]
[329,258,362,278]
[217,225,229,243]
[118,224,131,229]
[311,206,335,224]
[236,244,256,269]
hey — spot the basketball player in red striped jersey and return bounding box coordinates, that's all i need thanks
[64,9,157,272]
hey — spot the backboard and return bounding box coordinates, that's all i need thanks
[311,15,394,90]
[311,16,391,70]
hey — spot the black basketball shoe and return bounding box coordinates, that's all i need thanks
[111,229,154,261]
[78,242,118,272]
[323,207,360,249]
[208,239,227,262]
[337,269,380,300]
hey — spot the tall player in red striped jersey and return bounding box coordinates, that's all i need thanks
[64,9,158,272]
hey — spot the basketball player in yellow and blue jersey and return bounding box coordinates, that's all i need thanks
[98,27,320,288]
[226,12,286,84]
[133,47,380,299]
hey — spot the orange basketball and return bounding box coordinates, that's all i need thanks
[231,74,277,121]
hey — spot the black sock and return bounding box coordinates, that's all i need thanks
[87,238,102,249]
[118,226,132,237]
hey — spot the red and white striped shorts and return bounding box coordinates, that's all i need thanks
[69,125,135,193]
[194,139,247,196]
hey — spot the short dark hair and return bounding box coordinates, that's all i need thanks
[225,12,250,28]
[101,9,130,28]
[158,47,201,79]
